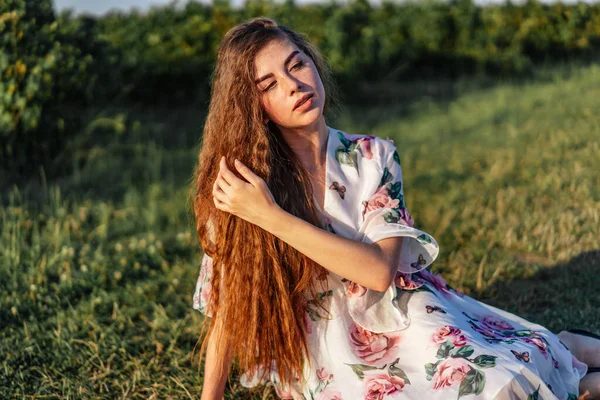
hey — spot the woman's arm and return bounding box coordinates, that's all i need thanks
[265,209,403,292]
[200,324,234,400]
[212,157,403,292]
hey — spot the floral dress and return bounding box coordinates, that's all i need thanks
[193,126,588,400]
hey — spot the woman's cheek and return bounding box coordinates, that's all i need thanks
[261,97,276,120]
[270,94,286,119]
[262,98,283,123]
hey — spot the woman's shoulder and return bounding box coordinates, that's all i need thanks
[332,128,397,165]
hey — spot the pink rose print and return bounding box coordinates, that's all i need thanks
[356,137,374,159]
[346,281,368,298]
[201,255,213,276]
[394,271,424,290]
[432,326,467,347]
[471,323,503,340]
[363,186,400,215]
[315,387,343,400]
[417,269,452,296]
[396,208,414,228]
[363,369,405,400]
[200,281,212,305]
[523,336,549,358]
[192,292,200,308]
[349,323,402,366]
[316,367,334,382]
[343,133,376,160]
[432,357,472,390]
[481,315,515,331]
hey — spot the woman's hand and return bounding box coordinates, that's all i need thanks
[212,156,283,231]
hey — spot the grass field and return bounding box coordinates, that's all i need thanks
[1,62,599,398]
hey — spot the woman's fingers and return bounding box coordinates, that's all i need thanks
[215,173,233,197]
[213,194,228,210]
[219,156,245,188]
[212,177,230,211]
[213,184,228,202]
[234,159,262,187]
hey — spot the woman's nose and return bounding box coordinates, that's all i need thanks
[283,74,302,95]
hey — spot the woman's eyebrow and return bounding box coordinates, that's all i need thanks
[254,50,300,84]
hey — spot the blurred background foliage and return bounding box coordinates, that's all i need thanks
[1,0,599,398]
[2,0,600,184]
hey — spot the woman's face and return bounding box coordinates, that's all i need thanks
[253,37,325,130]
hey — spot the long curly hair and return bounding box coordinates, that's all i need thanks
[189,17,342,391]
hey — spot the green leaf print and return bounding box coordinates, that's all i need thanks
[458,368,485,399]
[472,354,497,368]
[387,181,402,200]
[383,209,401,224]
[316,290,334,300]
[335,145,359,175]
[307,308,320,321]
[527,384,541,400]
[335,131,371,175]
[379,167,394,187]
[345,363,380,380]
[437,340,455,359]
[337,130,352,148]
[314,379,327,395]
[416,233,432,244]
[306,290,334,321]
[388,364,411,384]
[513,329,536,337]
[451,345,475,358]
[337,131,352,149]
[326,223,335,234]
[393,149,401,166]
[425,360,442,381]
[567,393,578,400]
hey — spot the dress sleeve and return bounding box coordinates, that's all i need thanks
[345,138,440,333]
[354,138,439,274]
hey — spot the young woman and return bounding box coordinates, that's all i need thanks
[191,17,600,400]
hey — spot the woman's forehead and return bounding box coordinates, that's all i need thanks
[254,38,301,75]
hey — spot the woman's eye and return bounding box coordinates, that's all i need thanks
[262,82,276,92]
[292,61,304,70]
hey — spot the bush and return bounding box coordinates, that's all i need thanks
[0,0,118,184]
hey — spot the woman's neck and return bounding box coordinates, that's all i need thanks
[279,118,329,173]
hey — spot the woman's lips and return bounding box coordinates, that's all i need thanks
[293,94,314,111]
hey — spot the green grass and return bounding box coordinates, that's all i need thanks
[1,62,599,398]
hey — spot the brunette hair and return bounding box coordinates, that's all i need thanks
[189,17,341,392]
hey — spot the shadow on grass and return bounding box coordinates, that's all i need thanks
[476,250,600,334]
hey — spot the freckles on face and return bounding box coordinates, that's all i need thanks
[253,38,325,128]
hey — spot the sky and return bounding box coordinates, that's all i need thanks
[54,0,594,16]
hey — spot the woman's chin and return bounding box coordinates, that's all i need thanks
[293,107,323,125]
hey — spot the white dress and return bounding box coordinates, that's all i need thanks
[193,125,587,400]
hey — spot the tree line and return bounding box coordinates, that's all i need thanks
[2,0,599,182]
